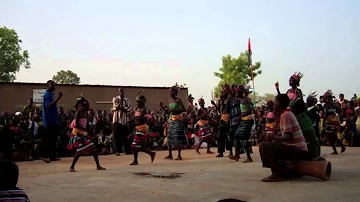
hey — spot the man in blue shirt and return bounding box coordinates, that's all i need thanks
[41,80,63,163]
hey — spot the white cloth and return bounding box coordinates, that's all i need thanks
[112,96,132,124]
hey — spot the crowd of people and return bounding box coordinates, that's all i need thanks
[1,75,360,181]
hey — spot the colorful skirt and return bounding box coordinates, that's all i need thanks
[131,130,148,150]
[197,124,213,142]
[234,119,254,141]
[67,128,95,154]
[167,120,188,146]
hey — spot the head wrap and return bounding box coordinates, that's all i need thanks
[290,72,303,83]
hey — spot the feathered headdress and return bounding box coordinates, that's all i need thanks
[198,96,204,104]
[242,84,252,93]
[323,90,333,99]
[307,91,318,101]
[75,93,89,109]
[170,82,180,93]
[136,90,146,103]
[291,71,304,83]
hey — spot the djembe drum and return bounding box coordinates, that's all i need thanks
[294,159,331,181]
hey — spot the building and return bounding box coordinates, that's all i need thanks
[0,82,189,113]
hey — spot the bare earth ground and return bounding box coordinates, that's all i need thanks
[18,146,360,202]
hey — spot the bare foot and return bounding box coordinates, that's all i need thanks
[195,150,201,154]
[175,157,182,160]
[130,161,138,166]
[40,157,50,163]
[70,167,76,172]
[331,151,338,155]
[229,155,240,161]
[206,151,214,154]
[228,154,233,158]
[115,152,120,156]
[150,152,156,163]
[243,158,253,163]
[164,155,173,160]
[216,153,224,157]
[50,158,61,161]
[261,174,284,182]
[97,166,106,170]
[341,146,346,153]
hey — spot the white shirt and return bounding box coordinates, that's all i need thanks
[28,120,38,136]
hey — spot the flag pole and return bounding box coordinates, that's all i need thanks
[248,37,256,105]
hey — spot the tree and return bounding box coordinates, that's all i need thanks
[52,70,81,84]
[249,93,276,106]
[213,51,261,98]
[0,26,31,82]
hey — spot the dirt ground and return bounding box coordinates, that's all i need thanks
[17,146,360,202]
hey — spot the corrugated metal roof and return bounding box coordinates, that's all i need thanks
[0,82,188,89]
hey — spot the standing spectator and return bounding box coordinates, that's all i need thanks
[23,98,35,117]
[40,80,63,163]
[111,87,132,156]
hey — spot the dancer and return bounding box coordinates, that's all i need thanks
[160,85,187,160]
[68,96,105,172]
[129,92,156,165]
[231,85,254,163]
[211,84,230,157]
[227,84,242,158]
[322,90,346,154]
[275,72,304,101]
[307,92,321,145]
[195,97,213,154]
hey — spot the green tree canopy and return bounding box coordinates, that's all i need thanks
[214,51,261,97]
[250,93,276,106]
[52,70,81,84]
[0,26,31,82]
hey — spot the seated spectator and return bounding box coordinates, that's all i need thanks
[0,160,30,202]
[259,94,308,182]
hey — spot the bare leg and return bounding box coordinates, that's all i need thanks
[70,153,81,172]
[91,150,106,170]
[165,147,173,159]
[141,148,156,163]
[206,141,213,154]
[195,140,204,154]
[243,141,253,163]
[176,147,182,160]
[130,150,139,165]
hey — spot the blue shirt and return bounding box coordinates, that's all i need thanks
[42,90,58,127]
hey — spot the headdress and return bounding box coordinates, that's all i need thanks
[323,90,334,100]
[75,93,89,109]
[242,84,252,93]
[188,94,194,101]
[170,83,180,93]
[136,90,146,103]
[290,72,303,83]
[198,96,204,104]
[307,91,317,100]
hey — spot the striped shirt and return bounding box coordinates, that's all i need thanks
[0,189,30,202]
[280,110,308,151]
[112,96,132,124]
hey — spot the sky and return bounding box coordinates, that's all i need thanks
[1,0,360,103]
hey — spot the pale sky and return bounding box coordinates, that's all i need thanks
[1,0,359,103]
